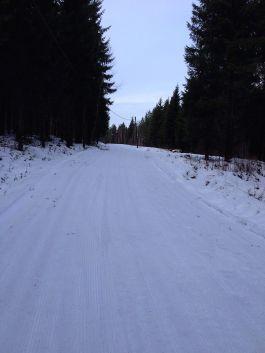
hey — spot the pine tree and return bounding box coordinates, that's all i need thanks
[126,118,136,145]
[149,99,164,147]
[245,0,265,160]
[30,0,59,147]
[160,99,169,148]
[184,0,258,160]
[108,124,117,143]
[117,123,127,144]
[0,0,115,149]
[138,112,152,147]
[163,87,181,149]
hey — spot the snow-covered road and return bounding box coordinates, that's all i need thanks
[0,144,265,353]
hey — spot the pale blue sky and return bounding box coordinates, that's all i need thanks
[102,0,194,125]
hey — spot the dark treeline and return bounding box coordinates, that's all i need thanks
[107,118,138,145]
[0,0,115,149]
[138,87,186,150]
[183,0,265,161]
[108,88,185,150]
[109,0,265,161]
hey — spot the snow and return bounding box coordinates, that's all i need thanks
[0,140,265,353]
[0,136,84,213]
[145,147,265,237]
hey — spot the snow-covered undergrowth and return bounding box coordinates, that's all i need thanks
[1,137,264,236]
[0,136,84,198]
[142,147,265,235]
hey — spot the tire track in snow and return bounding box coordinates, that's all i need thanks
[0,152,101,353]
[1,145,265,353]
[0,152,98,286]
[24,157,104,353]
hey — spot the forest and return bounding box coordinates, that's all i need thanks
[1,2,265,351]
[0,0,115,149]
[110,0,265,161]
[0,0,264,161]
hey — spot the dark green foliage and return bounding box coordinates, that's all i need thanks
[183,0,265,161]
[107,124,117,143]
[107,90,186,151]
[0,0,115,149]
[107,0,264,161]
[136,90,185,150]
[163,87,186,149]
[148,100,164,148]
[138,112,152,146]
[117,123,127,144]
[126,118,137,145]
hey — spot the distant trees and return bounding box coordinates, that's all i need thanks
[108,89,185,150]
[109,0,264,162]
[0,0,115,149]
[138,92,185,149]
[107,118,138,145]
[164,87,186,150]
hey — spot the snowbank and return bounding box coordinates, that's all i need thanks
[141,147,265,236]
[1,138,264,236]
[0,136,84,203]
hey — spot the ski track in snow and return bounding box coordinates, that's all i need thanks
[0,144,265,353]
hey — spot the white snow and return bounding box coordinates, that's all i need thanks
[0,140,265,353]
[145,147,265,237]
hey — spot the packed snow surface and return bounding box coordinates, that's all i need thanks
[0,141,265,353]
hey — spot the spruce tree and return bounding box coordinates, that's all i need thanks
[0,0,115,149]
[126,118,136,145]
[163,87,180,149]
[184,0,258,160]
[149,99,164,147]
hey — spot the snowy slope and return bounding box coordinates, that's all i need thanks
[0,137,84,213]
[0,142,265,353]
[143,147,265,237]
